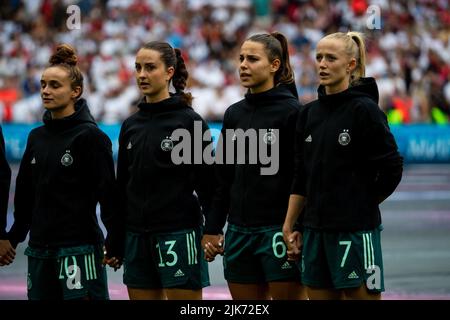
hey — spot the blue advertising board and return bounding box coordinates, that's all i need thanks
[2,123,450,164]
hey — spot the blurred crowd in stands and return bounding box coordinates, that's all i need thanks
[0,0,449,124]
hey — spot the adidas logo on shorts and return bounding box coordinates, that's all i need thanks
[347,271,359,279]
[174,269,185,277]
[281,261,292,270]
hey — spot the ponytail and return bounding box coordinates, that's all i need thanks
[347,31,366,85]
[247,32,295,86]
[173,48,193,106]
[270,32,294,85]
[141,41,192,106]
[323,31,366,86]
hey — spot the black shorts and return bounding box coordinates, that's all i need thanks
[301,225,384,292]
[123,227,210,290]
[25,244,109,300]
[223,224,301,283]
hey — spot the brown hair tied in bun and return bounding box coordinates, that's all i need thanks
[48,44,83,98]
[49,44,78,66]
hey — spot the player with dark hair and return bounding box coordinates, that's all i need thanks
[117,41,213,300]
[203,32,306,300]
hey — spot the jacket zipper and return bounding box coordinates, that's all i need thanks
[241,107,255,226]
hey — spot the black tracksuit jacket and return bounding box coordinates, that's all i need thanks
[7,99,122,256]
[117,95,214,233]
[0,125,11,239]
[291,77,403,231]
[205,84,301,234]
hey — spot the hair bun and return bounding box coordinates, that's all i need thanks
[49,44,78,66]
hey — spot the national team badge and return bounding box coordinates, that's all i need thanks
[61,150,73,166]
[338,129,351,146]
[161,136,174,151]
[263,129,277,145]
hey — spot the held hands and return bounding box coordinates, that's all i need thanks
[201,234,224,262]
[0,239,16,266]
[0,240,16,267]
[102,246,122,271]
[282,227,302,262]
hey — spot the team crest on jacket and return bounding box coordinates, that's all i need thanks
[61,150,73,166]
[338,129,351,146]
[263,129,277,145]
[161,136,174,151]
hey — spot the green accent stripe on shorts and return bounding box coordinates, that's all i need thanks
[186,230,198,265]
[363,232,375,269]
[84,253,97,281]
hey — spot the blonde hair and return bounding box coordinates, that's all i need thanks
[323,31,366,85]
